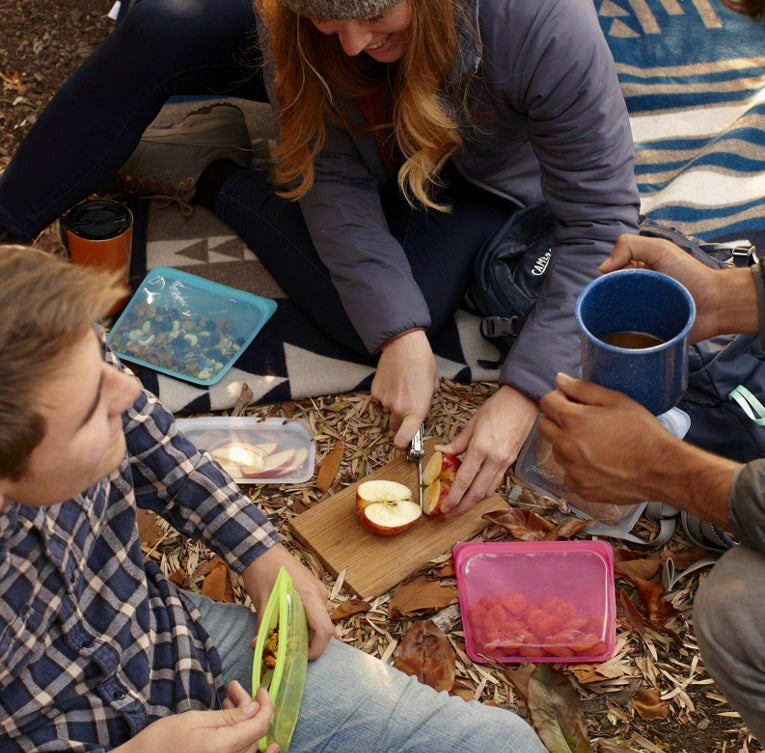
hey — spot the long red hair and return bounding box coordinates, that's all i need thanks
[256,0,469,210]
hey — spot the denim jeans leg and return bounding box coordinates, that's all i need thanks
[694,546,765,742]
[292,639,545,753]
[0,0,265,242]
[183,592,545,753]
[183,591,258,695]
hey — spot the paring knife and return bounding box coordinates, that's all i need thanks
[407,425,425,509]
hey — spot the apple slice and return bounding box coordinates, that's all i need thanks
[421,451,461,516]
[217,460,244,479]
[211,444,266,472]
[356,479,422,535]
[241,448,297,478]
[421,451,460,486]
[242,440,279,457]
[423,478,448,516]
[271,446,309,477]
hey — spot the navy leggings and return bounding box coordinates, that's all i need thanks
[0,0,511,355]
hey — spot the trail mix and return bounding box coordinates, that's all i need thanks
[110,301,245,381]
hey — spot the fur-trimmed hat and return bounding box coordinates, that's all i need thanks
[279,0,402,21]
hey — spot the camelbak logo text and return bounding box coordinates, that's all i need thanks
[532,250,551,276]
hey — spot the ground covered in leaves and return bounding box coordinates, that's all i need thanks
[2,2,762,751]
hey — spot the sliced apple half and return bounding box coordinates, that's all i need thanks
[420,451,461,516]
[356,479,422,535]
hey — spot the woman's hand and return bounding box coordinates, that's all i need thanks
[372,329,439,448]
[436,385,538,517]
[115,684,278,753]
[241,544,333,660]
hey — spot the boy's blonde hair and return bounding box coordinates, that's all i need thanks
[257,0,468,210]
[0,246,126,481]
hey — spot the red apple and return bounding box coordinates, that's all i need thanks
[356,479,422,535]
[420,451,461,516]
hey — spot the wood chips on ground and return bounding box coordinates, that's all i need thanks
[137,379,762,753]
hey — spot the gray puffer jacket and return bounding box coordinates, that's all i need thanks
[259,0,640,401]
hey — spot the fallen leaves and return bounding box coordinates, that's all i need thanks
[632,687,669,721]
[634,577,680,624]
[388,575,457,619]
[200,557,236,603]
[483,507,593,541]
[315,440,344,492]
[527,664,591,753]
[329,598,371,621]
[393,620,456,692]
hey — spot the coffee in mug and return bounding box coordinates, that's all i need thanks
[575,269,695,415]
[600,331,666,349]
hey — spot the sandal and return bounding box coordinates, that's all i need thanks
[680,510,738,554]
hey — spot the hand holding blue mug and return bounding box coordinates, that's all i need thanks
[575,269,696,415]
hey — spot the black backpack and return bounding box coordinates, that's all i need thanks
[466,202,765,462]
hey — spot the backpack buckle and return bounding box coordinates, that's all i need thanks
[480,315,521,339]
[732,242,756,267]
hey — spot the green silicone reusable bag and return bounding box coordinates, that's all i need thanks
[251,567,309,752]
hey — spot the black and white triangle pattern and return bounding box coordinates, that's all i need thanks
[127,203,501,415]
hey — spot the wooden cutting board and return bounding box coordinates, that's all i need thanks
[288,439,508,599]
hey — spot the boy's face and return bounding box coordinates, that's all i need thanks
[0,331,141,509]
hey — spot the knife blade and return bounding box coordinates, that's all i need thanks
[407,425,425,510]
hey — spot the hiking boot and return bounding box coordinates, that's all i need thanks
[117,102,252,208]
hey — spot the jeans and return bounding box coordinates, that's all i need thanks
[186,591,546,753]
[0,0,511,353]
[0,0,265,242]
[694,545,765,742]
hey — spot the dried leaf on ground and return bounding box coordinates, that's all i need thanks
[329,598,371,621]
[597,740,637,752]
[315,440,344,492]
[527,664,591,753]
[168,568,186,589]
[231,383,254,417]
[136,509,165,547]
[504,662,537,702]
[388,575,457,619]
[393,620,456,692]
[632,687,669,721]
[614,558,662,582]
[482,507,556,540]
[200,557,236,603]
[634,577,680,625]
[618,589,647,636]
[555,517,596,538]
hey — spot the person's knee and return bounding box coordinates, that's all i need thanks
[694,548,757,674]
[118,0,243,55]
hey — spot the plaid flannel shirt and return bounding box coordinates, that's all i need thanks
[0,340,281,751]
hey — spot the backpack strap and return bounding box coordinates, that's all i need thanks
[728,384,765,425]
